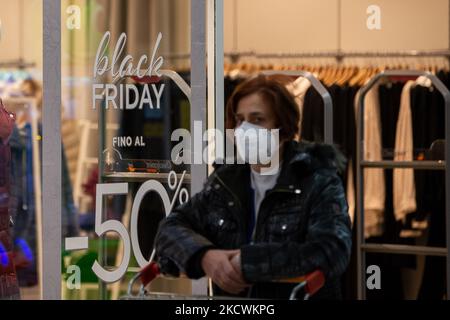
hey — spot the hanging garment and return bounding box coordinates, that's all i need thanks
[346,160,355,224]
[393,81,416,222]
[417,71,448,300]
[0,100,20,300]
[355,84,385,237]
[13,123,79,287]
[224,76,245,107]
[341,85,359,224]
[301,87,324,142]
[409,79,445,222]
[376,82,404,240]
[8,126,24,235]
[285,76,312,133]
[301,84,358,223]
[13,123,37,287]
[0,99,15,142]
[378,82,404,238]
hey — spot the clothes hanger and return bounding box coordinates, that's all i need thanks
[354,63,369,87]
[316,63,325,81]
[224,62,230,77]
[328,65,339,86]
[229,61,244,79]
[322,64,332,86]
[335,64,345,85]
[331,64,339,85]
[360,61,372,85]
[308,61,316,74]
[322,64,332,84]
[335,64,346,86]
[343,64,359,86]
[340,64,354,86]
[266,58,274,71]
[431,57,438,74]
[378,57,386,73]
[395,56,404,70]
[358,65,369,86]
[310,60,317,74]
[288,62,297,71]
[344,64,356,86]
[334,64,344,86]
[348,62,363,87]
[282,58,290,71]
[367,61,378,80]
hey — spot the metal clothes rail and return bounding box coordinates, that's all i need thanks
[153,49,450,63]
[225,49,450,63]
[0,58,36,69]
[356,70,450,300]
[261,70,333,144]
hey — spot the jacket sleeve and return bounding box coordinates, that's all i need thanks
[155,179,217,279]
[240,172,352,283]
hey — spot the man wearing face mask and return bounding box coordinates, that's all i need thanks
[155,75,351,299]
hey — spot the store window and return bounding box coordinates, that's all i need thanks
[0,0,43,300]
[60,0,194,300]
[1,0,450,302]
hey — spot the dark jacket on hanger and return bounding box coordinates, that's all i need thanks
[415,72,447,299]
[155,141,352,300]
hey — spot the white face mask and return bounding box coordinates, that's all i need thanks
[234,121,280,165]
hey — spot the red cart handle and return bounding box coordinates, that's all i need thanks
[138,262,324,293]
[303,270,325,296]
[278,270,325,296]
[140,261,161,287]
[133,262,325,299]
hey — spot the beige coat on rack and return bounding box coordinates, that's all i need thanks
[355,83,386,238]
[285,76,312,139]
[393,81,417,222]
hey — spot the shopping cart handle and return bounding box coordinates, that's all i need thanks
[278,270,325,293]
[140,261,161,287]
[303,270,325,296]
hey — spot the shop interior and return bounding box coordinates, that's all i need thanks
[0,0,449,300]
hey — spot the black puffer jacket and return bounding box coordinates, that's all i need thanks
[155,140,352,299]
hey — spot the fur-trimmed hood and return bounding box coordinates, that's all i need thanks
[213,140,346,175]
[287,140,347,174]
[211,140,347,194]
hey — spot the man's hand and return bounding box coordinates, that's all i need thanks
[201,249,249,294]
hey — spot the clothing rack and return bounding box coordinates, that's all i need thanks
[261,70,333,144]
[225,50,450,63]
[356,70,450,300]
[158,50,450,64]
[0,58,36,69]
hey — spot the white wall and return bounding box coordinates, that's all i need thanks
[0,0,42,72]
[0,1,21,61]
[341,0,448,51]
[224,0,449,53]
[2,0,447,71]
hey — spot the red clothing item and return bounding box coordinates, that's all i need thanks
[0,100,20,300]
[82,167,99,200]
